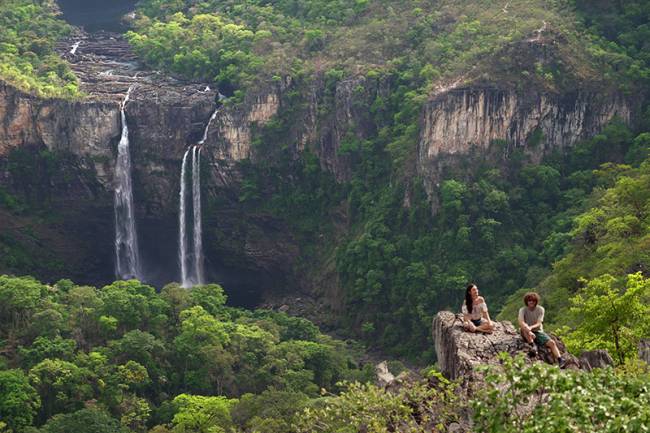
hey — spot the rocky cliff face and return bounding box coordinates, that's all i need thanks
[0,28,640,301]
[417,87,632,197]
[0,82,119,181]
[431,311,611,384]
[0,33,294,292]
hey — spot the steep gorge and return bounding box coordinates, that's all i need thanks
[0,20,639,310]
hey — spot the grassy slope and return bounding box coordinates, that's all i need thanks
[128,0,621,94]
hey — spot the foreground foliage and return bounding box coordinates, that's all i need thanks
[294,373,460,433]
[0,276,372,432]
[563,272,650,365]
[473,354,650,433]
[501,155,650,360]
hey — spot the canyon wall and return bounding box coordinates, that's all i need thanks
[417,87,632,197]
[0,74,635,297]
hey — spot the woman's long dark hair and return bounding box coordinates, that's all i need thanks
[465,284,476,313]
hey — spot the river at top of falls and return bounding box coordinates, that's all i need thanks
[57,0,138,32]
[114,85,142,281]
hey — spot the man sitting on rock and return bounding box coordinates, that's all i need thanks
[518,292,566,368]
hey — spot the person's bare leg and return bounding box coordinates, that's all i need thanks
[546,339,561,361]
[520,328,534,344]
[477,322,493,333]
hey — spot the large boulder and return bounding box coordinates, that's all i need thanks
[431,311,591,382]
[579,349,614,371]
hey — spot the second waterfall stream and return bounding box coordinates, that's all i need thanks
[178,108,219,287]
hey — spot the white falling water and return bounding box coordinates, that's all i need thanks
[114,86,142,280]
[70,41,81,55]
[198,108,219,145]
[178,148,191,287]
[178,108,219,287]
[192,146,204,285]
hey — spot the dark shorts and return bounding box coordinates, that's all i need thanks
[471,319,482,327]
[533,330,551,346]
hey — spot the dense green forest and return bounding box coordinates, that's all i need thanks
[0,276,377,432]
[1,0,650,430]
[1,274,647,432]
[1,0,649,358]
[215,0,650,360]
[0,0,78,97]
[127,0,648,95]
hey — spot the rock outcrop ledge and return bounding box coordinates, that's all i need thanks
[432,311,593,382]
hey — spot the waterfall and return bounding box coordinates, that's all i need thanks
[198,108,219,145]
[192,146,204,285]
[114,86,142,280]
[178,148,191,287]
[178,108,218,287]
[70,41,81,55]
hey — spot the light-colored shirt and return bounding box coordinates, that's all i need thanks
[518,305,545,332]
[461,301,488,321]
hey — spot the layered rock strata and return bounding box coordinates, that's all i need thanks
[418,88,631,197]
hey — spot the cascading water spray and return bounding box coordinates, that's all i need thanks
[198,108,219,145]
[70,41,81,55]
[114,85,142,280]
[178,107,219,287]
[192,146,204,285]
[178,148,191,287]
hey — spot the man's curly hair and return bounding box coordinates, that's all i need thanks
[523,292,540,305]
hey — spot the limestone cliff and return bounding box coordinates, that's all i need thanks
[0,29,640,300]
[0,32,293,291]
[0,82,119,180]
[417,87,631,197]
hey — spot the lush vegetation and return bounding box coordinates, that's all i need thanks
[239,80,649,361]
[0,275,374,432]
[2,0,648,364]
[127,0,626,98]
[219,0,650,361]
[295,372,460,433]
[500,145,650,364]
[0,0,78,97]
[472,353,650,433]
[573,0,650,89]
[0,147,103,279]
[563,272,650,365]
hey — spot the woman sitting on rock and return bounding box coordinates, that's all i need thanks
[461,283,494,333]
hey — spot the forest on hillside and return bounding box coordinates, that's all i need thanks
[1,0,650,431]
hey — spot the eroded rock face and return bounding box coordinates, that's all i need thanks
[0,29,640,297]
[431,311,595,383]
[0,82,119,183]
[432,311,526,381]
[212,88,284,163]
[417,88,631,197]
[579,349,614,371]
[0,32,293,290]
[295,74,390,181]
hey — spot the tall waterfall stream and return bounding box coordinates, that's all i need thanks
[114,85,142,280]
[178,108,219,287]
